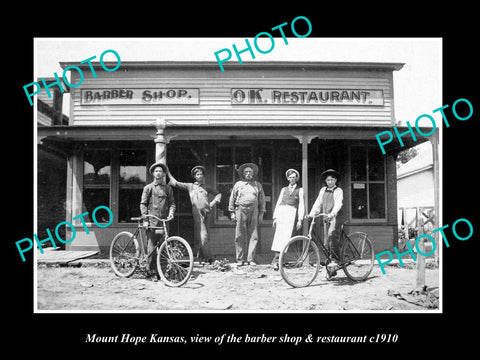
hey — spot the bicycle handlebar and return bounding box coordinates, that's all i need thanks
[306,213,329,223]
[307,212,329,218]
[130,215,174,223]
[144,214,173,222]
[305,213,329,238]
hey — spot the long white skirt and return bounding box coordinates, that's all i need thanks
[271,205,297,252]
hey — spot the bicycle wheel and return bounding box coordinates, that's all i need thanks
[341,232,374,281]
[157,236,193,287]
[110,231,139,277]
[279,236,321,288]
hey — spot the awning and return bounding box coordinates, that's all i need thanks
[38,124,432,156]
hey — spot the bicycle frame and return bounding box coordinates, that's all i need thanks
[287,214,329,266]
[306,214,363,267]
[110,214,194,286]
[308,215,334,263]
[279,213,374,286]
[123,215,171,266]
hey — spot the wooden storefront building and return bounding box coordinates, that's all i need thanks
[38,60,413,262]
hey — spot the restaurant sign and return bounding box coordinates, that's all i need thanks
[80,88,199,105]
[231,88,384,106]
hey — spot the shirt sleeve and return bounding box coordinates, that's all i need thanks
[257,182,266,213]
[170,179,192,191]
[211,187,222,203]
[273,187,285,219]
[140,185,150,216]
[297,188,305,220]
[205,185,221,203]
[167,185,176,216]
[309,187,325,217]
[228,182,239,212]
[330,187,344,217]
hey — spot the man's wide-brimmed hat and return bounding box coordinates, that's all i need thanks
[237,163,259,178]
[149,161,168,174]
[191,165,206,178]
[285,168,300,180]
[321,169,340,180]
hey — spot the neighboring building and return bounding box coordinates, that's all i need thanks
[397,142,434,240]
[37,78,69,245]
[37,77,69,127]
[38,60,432,262]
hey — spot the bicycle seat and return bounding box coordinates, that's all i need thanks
[131,217,143,221]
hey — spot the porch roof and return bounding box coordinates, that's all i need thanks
[38,124,430,156]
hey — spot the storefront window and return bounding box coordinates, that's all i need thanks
[118,150,147,222]
[216,146,233,184]
[350,145,386,220]
[81,145,150,225]
[216,145,251,221]
[234,146,253,181]
[351,147,367,181]
[369,183,386,218]
[83,149,111,222]
[368,147,385,181]
[351,183,367,218]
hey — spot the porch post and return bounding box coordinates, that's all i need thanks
[429,132,440,265]
[153,118,167,164]
[294,135,317,236]
[301,136,309,236]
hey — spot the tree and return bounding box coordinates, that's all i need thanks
[397,147,418,165]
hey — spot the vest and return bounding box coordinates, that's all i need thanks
[320,187,336,214]
[279,186,301,207]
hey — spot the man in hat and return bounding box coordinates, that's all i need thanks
[140,161,176,279]
[168,165,221,264]
[307,169,343,277]
[228,163,266,266]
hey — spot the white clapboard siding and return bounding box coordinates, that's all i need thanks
[70,67,395,127]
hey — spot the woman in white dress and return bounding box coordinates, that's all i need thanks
[271,169,305,270]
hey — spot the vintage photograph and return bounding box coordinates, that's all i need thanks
[34,37,442,312]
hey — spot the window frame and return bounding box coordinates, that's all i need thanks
[348,144,388,223]
[79,143,152,227]
[81,147,113,225]
[117,148,148,224]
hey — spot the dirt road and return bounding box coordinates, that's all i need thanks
[36,260,439,312]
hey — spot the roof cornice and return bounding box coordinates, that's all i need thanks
[59,60,405,72]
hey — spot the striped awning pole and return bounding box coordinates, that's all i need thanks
[154,118,167,164]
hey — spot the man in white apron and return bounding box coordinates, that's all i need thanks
[271,169,305,270]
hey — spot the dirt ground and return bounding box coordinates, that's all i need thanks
[36,259,439,312]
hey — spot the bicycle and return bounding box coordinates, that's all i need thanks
[279,213,374,288]
[109,215,194,287]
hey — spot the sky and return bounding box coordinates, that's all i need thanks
[35,37,442,125]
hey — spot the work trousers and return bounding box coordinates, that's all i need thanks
[234,204,259,263]
[146,228,165,274]
[192,206,212,261]
[319,211,344,259]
